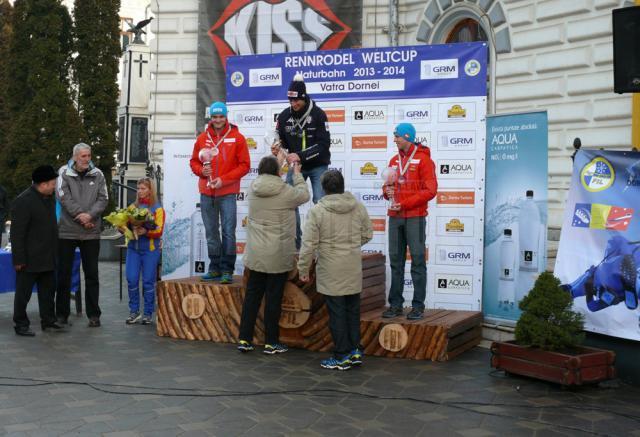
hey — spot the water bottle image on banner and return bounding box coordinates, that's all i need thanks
[189,204,207,276]
[518,190,541,272]
[499,229,516,281]
[498,228,516,308]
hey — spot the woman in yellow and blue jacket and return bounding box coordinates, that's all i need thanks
[124,177,164,325]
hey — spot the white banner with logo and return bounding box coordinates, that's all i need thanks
[223,43,487,310]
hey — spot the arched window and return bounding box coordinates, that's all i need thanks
[445,18,488,44]
[417,1,511,114]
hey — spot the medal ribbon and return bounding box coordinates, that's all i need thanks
[396,146,417,182]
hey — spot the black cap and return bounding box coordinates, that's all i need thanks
[287,73,307,99]
[32,165,58,184]
[526,190,534,197]
[504,229,512,236]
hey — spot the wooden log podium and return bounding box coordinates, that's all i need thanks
[157,253,482,361]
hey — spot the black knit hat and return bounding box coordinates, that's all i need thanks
[32,165,58,184]
[287,73,307,99]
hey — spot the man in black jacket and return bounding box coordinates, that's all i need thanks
[11,165,64,336]
[274,74,331,248]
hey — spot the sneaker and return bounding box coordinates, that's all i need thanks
[237,340,254,352]
[263,343,288,355]
[88,317,101,328]
[382,306,403,318]
[349,348,363,366]
[201,271,221,281]
[126,312,141,324]
[140,315,153,325]
[407,308,424,320]
[320,356,351,371]
[220,272,233,284]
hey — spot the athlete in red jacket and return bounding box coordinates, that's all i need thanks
[382,123,438,320]
[190,102,250,284]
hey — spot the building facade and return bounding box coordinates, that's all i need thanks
[147,0,635,236]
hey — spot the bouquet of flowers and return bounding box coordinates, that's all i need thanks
[104,206,157,243]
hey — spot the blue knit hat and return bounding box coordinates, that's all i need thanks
[209,101,228,117]
[394,123,416,143]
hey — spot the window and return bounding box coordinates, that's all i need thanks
[118,116,125,162]
[445,18,488,44]
[130,117,148,163]
[428,8,497,113]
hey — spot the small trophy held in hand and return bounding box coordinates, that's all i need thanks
[198,147,217,188]
[265,130,288,171]
[381,166,401,211]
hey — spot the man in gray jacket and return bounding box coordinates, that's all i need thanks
[56,143,108,327]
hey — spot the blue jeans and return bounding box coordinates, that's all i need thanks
[200,193,237,273]
[126,246,161,316]
[286,164,327,249]
[388,216,427,310]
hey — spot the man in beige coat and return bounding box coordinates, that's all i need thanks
[298,170,373,370]
[239,156,309,354]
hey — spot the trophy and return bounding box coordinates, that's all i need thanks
[381,166,400,211]
[198,147,218,188]
[265,130,288,171]
[3,221,10,251]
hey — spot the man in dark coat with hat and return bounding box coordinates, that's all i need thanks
[274,73,331,249]
[11,165,64,336]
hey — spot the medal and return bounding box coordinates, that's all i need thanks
[395,146,417,184]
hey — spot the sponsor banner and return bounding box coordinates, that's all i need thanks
[415,132,432,148]
[249,67,282,87]
[325,108,346,124]
[226,43,488,103]
[436,190,475,207]
[420,59,458,80]
[229,109,266,129]
[435,245,474,266]
[351,160,385,180]
[222,44,486,311]
[371,217,386,233]
[438,102,476,122]
[351,106,387,124]
[330,134,346,153]
[196,0,363,129]
[353,189,386,208]
[436,216,475,237]
[161,139,201,280]
[351,135,387,150]
[437,160,475,179]
[483,111,548,323]
[394,104,432,124]
[435,273,473,295]
[438,131,476,152]
[556,150,640,341]
[572,203,633,231]
[328,160,345,175]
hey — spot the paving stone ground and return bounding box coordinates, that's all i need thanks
[0,261,638,436]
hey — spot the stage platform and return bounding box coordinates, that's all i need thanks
[156,254,482,361]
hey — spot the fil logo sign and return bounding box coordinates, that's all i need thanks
[208,1,353,69]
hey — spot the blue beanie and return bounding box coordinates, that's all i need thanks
[394,123,416,143]
[209,101,228,117]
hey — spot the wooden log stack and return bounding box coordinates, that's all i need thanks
[156,252,482,361]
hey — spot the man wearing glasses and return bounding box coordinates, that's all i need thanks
[381,123,438,320]
[274,74,331,249]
